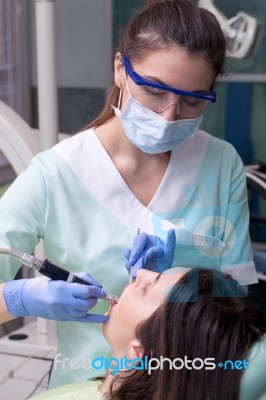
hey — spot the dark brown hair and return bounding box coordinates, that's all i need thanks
[106,268,266,400]
[84,0,226,130]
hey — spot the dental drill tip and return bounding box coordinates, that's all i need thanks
[129,267,133,283]
[105,293,120,304]
[129,266,136,283]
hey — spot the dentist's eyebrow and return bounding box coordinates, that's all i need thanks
[143,75,209,93]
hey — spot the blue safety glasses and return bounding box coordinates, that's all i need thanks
[122,54,216,104]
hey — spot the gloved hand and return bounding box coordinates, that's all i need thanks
[125,229,176,279]
[3,272,108,323]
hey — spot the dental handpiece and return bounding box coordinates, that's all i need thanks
[129,228,140,283]
[0,248,119,304]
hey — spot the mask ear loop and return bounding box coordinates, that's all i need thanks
[123,67,132,97]
[117,68,132,110]
[117,84,123,110]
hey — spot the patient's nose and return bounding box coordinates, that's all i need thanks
[135,269,158,286]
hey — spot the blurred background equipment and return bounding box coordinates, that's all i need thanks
[198,0,261,58]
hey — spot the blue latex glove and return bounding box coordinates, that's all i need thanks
[125,229,176,279]
[3,272,108,323]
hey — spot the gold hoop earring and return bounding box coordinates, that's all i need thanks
[117,86,123,110]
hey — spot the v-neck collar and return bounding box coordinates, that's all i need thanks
[92,130,175,211]
[53,128,210,236]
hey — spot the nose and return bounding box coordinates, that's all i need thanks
[159,101,180,121]
[135,269,158,286]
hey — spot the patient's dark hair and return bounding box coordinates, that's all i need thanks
[84,0,226,130]
[107,268,266,400]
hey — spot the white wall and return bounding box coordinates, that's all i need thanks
[30,0,112,89]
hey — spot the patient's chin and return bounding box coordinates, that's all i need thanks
[102,302,116,329]
[102,305,115,342]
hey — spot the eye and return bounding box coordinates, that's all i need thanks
[181,97,200,106]
[182,96,206,108]
[134,281,150,295]
[141,285,149,295]
[143,86,167,96]
[141,279,156,294]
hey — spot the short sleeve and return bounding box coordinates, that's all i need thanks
[220,150,257,284]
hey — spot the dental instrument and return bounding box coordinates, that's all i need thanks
[129,228,140,283]
[0,247,119,304]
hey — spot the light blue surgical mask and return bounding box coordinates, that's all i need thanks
[113,95,203,154]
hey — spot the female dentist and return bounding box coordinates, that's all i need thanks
[0,0,257,389]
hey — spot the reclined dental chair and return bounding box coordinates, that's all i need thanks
[240,335,266,400]
[240,165,266,399]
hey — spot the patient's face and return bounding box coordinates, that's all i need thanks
[103,268,187,352]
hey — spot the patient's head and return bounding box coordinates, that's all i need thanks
[103,267,188,357]
[103,268,266,400]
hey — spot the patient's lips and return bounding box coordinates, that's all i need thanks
[105,293,120,303]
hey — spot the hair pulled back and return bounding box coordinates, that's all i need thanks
[120,0,226,74]
[85,0,226,129]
